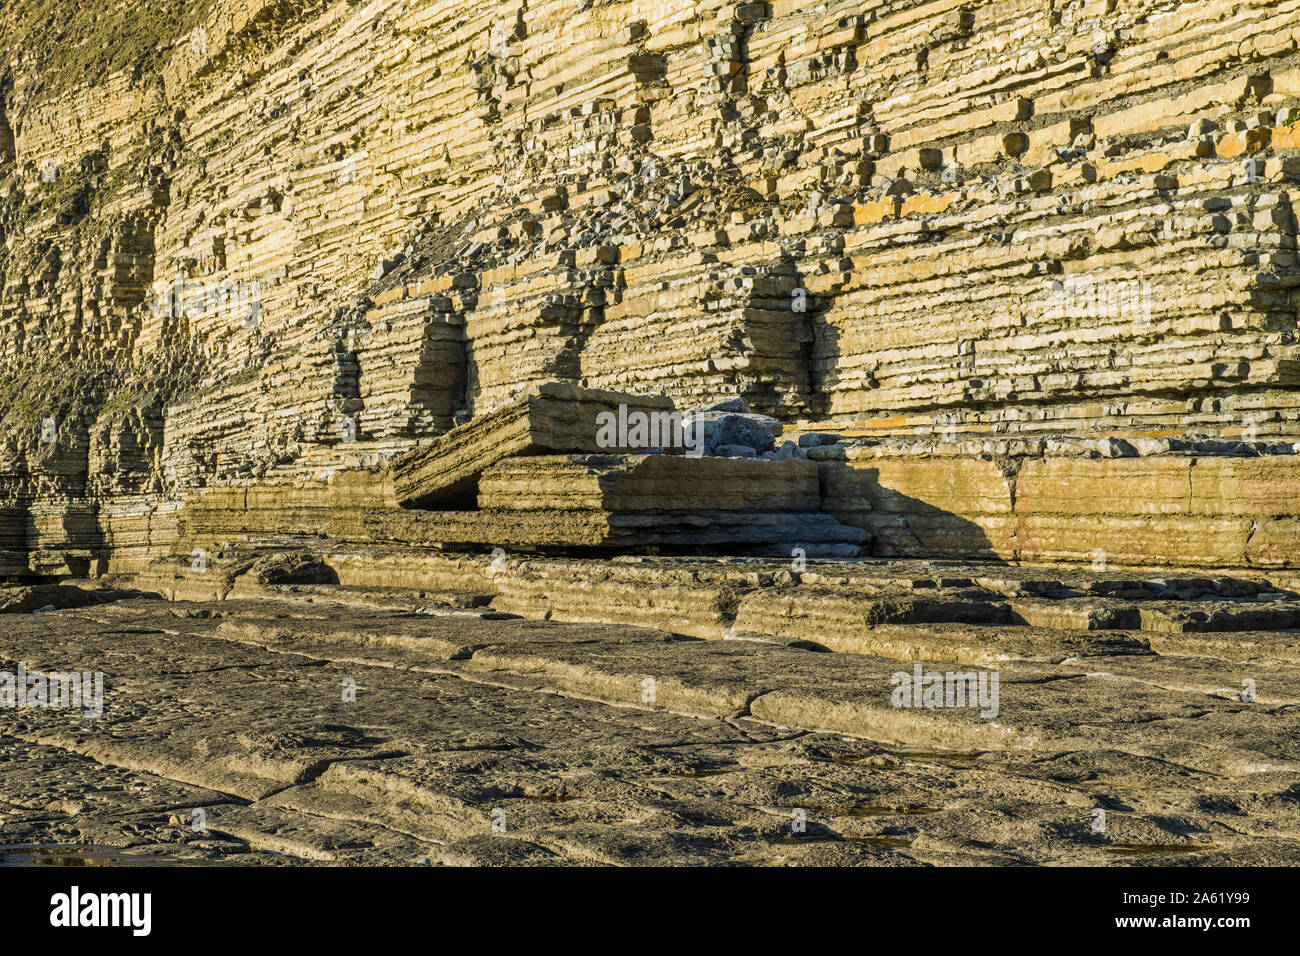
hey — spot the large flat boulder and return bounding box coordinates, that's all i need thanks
[476,454,822,512]
[391,383,676,508]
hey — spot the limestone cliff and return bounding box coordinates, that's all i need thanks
[2,0,1299,575]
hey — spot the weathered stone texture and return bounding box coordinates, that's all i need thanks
[2,0,1300,571]
[822,440,1300,568]
[477,454,821,512]
[4,565,1300,864]
[391,383,676,507]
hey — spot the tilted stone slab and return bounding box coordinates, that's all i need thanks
[391,383,676,508]
[476,454,822,512]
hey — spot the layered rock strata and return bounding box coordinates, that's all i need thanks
[391,382,677,507]
[2,0,1300,572]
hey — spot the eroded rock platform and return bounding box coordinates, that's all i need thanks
[3,556,1298,866]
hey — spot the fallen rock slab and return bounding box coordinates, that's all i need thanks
[476,454,822,512]
[392,383,676,508]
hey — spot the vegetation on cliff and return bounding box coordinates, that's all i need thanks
[1,0,215,100]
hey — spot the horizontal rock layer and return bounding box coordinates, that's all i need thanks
[476,454,822,512]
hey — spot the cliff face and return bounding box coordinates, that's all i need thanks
[2,0,1299,575]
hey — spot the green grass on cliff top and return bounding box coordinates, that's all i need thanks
[2,0,217,100]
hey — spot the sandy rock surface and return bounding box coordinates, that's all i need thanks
[3,562,1297,866]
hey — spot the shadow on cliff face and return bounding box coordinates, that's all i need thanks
[817,462,1009,564]
[806,306,840,419]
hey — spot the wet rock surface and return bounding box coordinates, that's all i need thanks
[2,558,1297,866]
